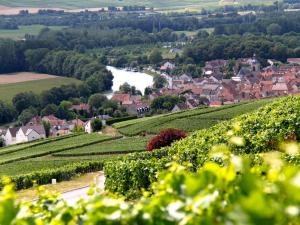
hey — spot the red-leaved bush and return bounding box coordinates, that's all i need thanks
[147,128,187,151]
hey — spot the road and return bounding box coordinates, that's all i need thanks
[60,174,106,205]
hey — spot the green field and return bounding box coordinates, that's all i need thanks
[115,99,274,136]
[0,25,66,40]
[0,0,277,10]
[0,77,82,103]
[0,133,149,176]
[0,98,275,181]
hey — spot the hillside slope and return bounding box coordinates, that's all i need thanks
[105,96,300,197]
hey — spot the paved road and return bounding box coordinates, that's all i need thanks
[60,174,105,205]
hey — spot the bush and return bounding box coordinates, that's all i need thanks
[147,128,187,151]
[91,118,102,132]
[0,161,104,191]
[0,138,4,147]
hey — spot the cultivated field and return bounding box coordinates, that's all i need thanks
[0,133,148,176]
[0,73,82,103]
[0,25,66,40]
[0,72,57,84]
[0,0,276,14]
[115,98,274,136]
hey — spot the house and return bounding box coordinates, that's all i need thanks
[51,125,71,137]
[16,125,46,144]
[287,58,300,65]
[67,118,85,131]
[186,99,199,109]
[179,74,193,83]
[172,103,189,112]
[85,120,93,134]
[160,62,176,71]
[111,94,132,105]
[42,115,66,127]
[3,127,18,146]
[169,48,182,54]
[27,116,42,126]
[272,81,288,96]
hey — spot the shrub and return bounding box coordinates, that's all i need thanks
[0,138,4,147]
[147,128,187,151]
[91,118,102,132]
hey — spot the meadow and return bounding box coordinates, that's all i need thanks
[0,76,82,103]
[0,25,66,40]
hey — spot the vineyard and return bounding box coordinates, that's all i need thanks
[105,96,300,198]
[0,98,276,190]
[2,95,300,224]
[115,98,274,136]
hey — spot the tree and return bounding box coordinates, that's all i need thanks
[91,118,102,132]
[0,101,16,124]
[267,23,282,35]
[12,92,40,114]
[119,82,132,94]
[41,104,58,116]
[151,95,183,112]
[148,49,163,65]
[88,94,108,111]
[18,107,37,125]
[153,76,167,89]
[42,121,51,138]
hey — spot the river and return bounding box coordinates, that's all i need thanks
[105,66,153,98]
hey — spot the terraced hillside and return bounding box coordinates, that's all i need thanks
[115,99,274,136]
[0,134,149,177]
[0,98,276,190]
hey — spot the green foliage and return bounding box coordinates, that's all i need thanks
[0,161,104,190]
[0,133,112,165]
[106,115,137,125]
[153,75,167,89]
[2,145,300,224]
[105,96,300,197]
[117,99,273,136]
[91,118,102,132]
[148,49,163,65]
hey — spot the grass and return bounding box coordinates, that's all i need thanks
[0,77,82,103]
[0,25,66,40]
[0,0,276,10]
[116,99,274,136]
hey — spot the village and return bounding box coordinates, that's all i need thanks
[2,55,300,146]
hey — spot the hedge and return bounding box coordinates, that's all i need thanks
[106,115,137,125]
[0,161,104,191]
